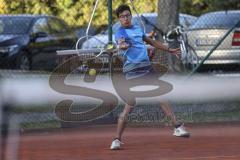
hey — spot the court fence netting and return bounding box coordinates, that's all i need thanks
[1,67,240,160]
[1,70,240,131]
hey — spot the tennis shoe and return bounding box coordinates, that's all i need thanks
[173,123,190,137]
[110,139,124,150]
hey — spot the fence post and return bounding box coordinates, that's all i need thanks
[108,0,113,45]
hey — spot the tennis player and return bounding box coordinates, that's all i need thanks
[110,4,190,150]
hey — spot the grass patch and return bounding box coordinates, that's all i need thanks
[20,120,61,130]
[11,104,55,113]
[190,108,240,123]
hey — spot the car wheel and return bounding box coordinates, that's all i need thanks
[16,52,32,70]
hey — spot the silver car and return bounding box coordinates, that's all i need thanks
[187,10,240,67]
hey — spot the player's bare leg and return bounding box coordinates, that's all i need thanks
[110,104,133,150]
[160,101,190,137]
[160,102,177,126]
[116,104,133,140]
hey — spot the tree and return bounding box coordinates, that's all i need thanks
[0,0,239,27]
[210,0,240,11]
[0,0,7,14]
[157,0,179,36]
[180,0,240,16]
[155,0,180,71]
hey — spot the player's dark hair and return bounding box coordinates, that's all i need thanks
[115,4,132,18]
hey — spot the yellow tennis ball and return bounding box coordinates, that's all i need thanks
[88,69,96,76]
[107,44,114,49]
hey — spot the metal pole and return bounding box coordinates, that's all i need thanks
[108,0,113,44]
[0,78,3,160]
[107,0,113,77]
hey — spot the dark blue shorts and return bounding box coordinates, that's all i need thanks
[124,65,157,80]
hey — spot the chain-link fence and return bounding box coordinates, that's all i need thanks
[1,1,240,73]
[186,11,240,74]
[1,0,240,131]
[2,97,240,131]
[1,73,240,131]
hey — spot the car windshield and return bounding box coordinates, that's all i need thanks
[190,12,240,29]
[0,17,32,34]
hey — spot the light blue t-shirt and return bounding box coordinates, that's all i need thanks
[115,25,151,73]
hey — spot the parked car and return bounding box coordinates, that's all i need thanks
[80,13,197,65]
[187,10,240,68]
[0,14,77,70]
[74,26,96,39]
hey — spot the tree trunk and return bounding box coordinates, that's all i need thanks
[154,0,180,72]
[157,0,179,35]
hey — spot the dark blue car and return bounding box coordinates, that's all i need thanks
[0,14,77,70]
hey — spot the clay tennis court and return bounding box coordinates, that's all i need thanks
[16,122,240,160]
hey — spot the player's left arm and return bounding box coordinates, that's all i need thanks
[143,36,181,59]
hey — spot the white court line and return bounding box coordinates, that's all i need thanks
[169,155,240,160]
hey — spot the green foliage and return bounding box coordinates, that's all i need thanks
[212,0,240,11]
[0,0,158,27]
[0,0,239,26]
[180,0,240,16]
[0,0,7,14]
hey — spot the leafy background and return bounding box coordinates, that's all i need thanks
[0,0,239,27]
